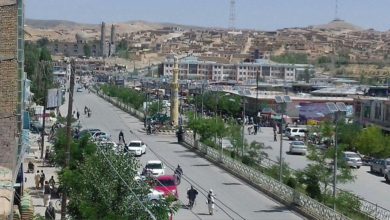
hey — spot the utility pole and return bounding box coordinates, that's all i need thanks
[61,59,75,220]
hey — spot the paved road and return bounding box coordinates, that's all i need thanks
[70,90,303,220]
[243,127,390,210]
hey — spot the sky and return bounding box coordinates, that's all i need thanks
[25,0,390,31]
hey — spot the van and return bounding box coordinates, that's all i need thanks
[286,127,307,140]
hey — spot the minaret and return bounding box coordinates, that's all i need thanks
[109,24,116,56]
[100,22,106,57]
[170,57,179,126]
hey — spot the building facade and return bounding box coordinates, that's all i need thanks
[162,56,313,82]
[0,0,26,218]
[46,22,116,58]
[354,97,390,131]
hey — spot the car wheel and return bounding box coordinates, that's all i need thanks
[370,166,373,173]
[386,175,390,183]
[357,166,360,169]
[380,169,384,176]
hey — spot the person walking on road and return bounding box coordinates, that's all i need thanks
[174,165,183,184]
[40,170,46,189]
[45,201,55,220]
[34,170,40,189]
[187,186,198,210]
[119,130,125,144]
[43,181,51,207]
[76,111,80,120]
[207,189,216,215]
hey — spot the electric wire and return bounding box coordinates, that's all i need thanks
[86,91,243,220]
[78,100,203,220]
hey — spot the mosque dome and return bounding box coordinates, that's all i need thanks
[75,32,88,42]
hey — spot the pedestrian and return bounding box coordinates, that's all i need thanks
[119,130,124,144]
[40,170,45,189]
[207,189,216,215]
[247,126,252,135]
[34,170,40,189]
[45,201,55,220]
[84,106,88,115]
[43,181,51,207]
[253,124,258,135]
[187,186,198,209]
[48,176,55,188]
[76,111,80,120]
[274,131,277,142]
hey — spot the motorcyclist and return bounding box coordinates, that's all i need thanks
[187,186,198,210]
[174,165,183,184]
[207,189,216,215]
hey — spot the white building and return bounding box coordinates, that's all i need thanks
[162,56,313,82]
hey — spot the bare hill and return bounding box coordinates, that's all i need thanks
[314,19,363,32]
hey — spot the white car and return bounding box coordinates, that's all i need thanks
[127,140,147,156]
[289,141,307,155]
[91,131,111,141]
[343,151,363,169]
[98,141,119,153]
[144,160,165,176]
[286,127,307,140]
[147,189,164,202]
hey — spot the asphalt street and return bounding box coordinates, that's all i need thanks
[70,90,304,220]
[243,127,390,210]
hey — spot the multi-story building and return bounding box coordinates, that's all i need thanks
[162,56,313,82]
[354,97,390,131]
[46,22,116,58]
[0,0,27,218]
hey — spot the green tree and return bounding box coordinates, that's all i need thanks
[245,141,272,166]
[37,37,49,48]
[83,43,92,57]
[298,121,355,202]
[355,126,390,158]
[53,131,175,219]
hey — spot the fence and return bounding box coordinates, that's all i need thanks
[183,133,350,220]
[94,88,390,220]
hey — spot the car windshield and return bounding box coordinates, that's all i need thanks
[386,160,390,165]
[345,153,359,158]
[146,163,162,169]
[292,141,304,145]
[157,179,175,187]
[129,142,141,147]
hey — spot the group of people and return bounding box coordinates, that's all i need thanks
[247,123,262,135]
[187,186,216,215]
[83,106,92,117]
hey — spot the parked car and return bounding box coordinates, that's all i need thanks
[384,170,390,183]
[289,141,307,155]
[76,87,84,92]
[75,128,101,139]
[343,151,363,169]
[153,175,178,199]
[370,159,390,176]
[127,140,147,156]
[144,160,165,176]
[147,189,165,202]
[286,127,307,140]
[91,131,111,141]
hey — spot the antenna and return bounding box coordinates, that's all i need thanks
[335,0,339,20]
[229,0,236,31]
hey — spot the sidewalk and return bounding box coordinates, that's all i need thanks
[23,133,60,219]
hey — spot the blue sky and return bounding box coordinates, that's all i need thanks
[26,0,390,31]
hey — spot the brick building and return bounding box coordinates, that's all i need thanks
[0,0,25,218]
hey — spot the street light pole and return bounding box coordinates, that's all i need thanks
[242,97,245,157]
[326,102,347,211]
[275,95,291,183]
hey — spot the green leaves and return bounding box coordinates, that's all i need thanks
[101,84,146,110]
[52,130,174,219]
